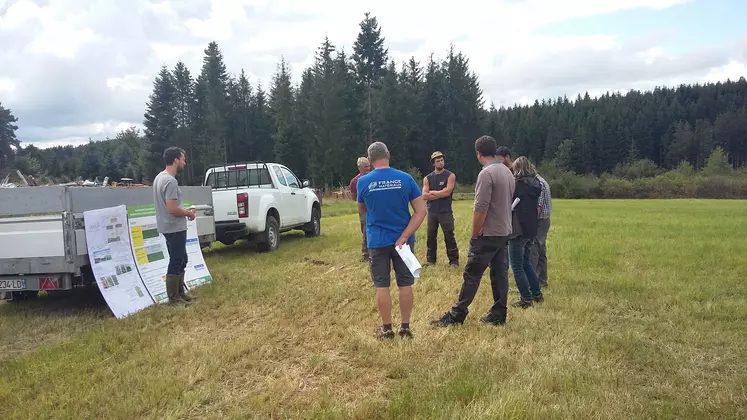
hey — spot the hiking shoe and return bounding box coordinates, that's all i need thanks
[398,326,414,339]
[377,327,395,339]
[479,312,506,326]
[533,294,544,303]
[430,311,465,327]
[512,298,533,309]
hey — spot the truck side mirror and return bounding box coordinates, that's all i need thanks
[302,180,309,188]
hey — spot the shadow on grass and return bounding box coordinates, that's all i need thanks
[202,232,310,256]
[0,286,112,318]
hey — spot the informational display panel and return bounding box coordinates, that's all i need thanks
[83,205,155,318]
[128,205,170,303]
[184,218,213,289]
[128,204,212,303]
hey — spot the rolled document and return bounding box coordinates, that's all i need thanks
[396,244,422,278]
[512,197,520,210]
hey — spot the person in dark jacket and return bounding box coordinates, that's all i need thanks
[509,156,544,308]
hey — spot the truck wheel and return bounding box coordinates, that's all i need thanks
[257,215,280,253]
[305,207,321,237]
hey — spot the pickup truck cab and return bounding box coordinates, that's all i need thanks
[204,162,321,252]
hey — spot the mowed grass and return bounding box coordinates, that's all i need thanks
[1,199,747,419]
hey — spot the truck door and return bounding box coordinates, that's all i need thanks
[279,167,307,225]
[272,166,298,227]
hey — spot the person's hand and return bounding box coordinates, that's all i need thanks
[187,208,196,221]
[395,235,408,248]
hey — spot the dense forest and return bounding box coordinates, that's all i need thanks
[1,12,747,193]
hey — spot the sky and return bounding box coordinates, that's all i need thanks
[0,0,745,149]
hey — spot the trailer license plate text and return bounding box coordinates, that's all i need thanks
[0,279,25,290]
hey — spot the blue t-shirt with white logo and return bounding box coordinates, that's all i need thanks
[357,167,422,249]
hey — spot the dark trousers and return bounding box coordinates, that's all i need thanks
[426,211,459,264]
[450,236,510,321]
[163,230,188,276]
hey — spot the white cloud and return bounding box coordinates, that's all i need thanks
[0,0,743,147]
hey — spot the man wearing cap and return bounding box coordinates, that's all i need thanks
[422,151,460,266]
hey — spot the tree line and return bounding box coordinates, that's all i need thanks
[2,12,747,191]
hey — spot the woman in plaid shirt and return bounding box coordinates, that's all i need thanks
[533,170,552,287]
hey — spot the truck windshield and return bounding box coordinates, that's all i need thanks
[206,167,273,189]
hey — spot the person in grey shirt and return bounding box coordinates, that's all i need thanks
[431,135,516,327]
[153,146,196,305]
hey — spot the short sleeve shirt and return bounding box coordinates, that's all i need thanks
[356,167,422,248]
[153,171,187,234]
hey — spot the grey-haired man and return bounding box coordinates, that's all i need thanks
[350,156,371,261]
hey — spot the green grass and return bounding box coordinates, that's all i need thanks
[2,199,747,419]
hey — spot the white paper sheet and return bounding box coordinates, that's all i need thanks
[184,218,213,290]
[83,205,155,318]
[396,244,422,278]
[127,205,172,304]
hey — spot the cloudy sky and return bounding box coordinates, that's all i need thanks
[1,0,745,148]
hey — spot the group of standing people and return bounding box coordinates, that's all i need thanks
[352,136,552,338]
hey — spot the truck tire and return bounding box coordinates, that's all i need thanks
[304,207,321,237]
[257,215,280,253]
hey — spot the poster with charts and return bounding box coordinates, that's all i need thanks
[184,216,213,289]
[128,205,171,304]
[127,203,213,303]
[83,205,154,318]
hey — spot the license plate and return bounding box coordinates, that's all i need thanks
[0,279,25,290]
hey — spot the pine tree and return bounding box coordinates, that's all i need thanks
[0,102,20,168]
[271,57,304,173]
[373,62,408,169]
[353,12,388,146]
[400,58,427,172]
[143,65,177,181]
[309,36,344,187]
[226,70,254,162]
[172,61,196,183]
[295,68,316,180]
[252,83,274,161]
[443,46,484,182]
[194,41,230,172]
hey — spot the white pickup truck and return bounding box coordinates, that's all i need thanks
[204,162,321,252]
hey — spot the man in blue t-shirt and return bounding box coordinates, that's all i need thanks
[357,141,426,340]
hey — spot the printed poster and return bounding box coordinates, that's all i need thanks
[184,217,213,289]
[83,205,155,318]
[128,205,171,304]
[127,204,212,304]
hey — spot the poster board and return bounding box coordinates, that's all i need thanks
[127,205,171,304]
[184,217,213,289]
[127,203,213,303]
[83,205,155,318]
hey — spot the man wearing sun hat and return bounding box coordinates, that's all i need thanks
[422,150,460,267]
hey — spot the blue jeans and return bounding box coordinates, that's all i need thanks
[163,230,188,276]
[509,236,542,301]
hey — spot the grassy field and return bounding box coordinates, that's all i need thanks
[1,199,746,419]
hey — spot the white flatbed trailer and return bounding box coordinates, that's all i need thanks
[0,186,215,301]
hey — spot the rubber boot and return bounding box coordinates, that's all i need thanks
[178,273,195,302]
[166,274,190,305]
[165,274,180,304]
